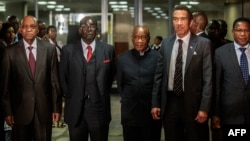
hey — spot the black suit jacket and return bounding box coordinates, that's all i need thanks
[1,39,62,124]
[214,43,250,125]
[152,33,213,120]
[116,49,161,126]
[198,32,209,39]
[59,40,115,127]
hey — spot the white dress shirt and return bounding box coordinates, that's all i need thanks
[168,32,191,91]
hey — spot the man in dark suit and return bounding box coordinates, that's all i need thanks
[151,5,212,141]
[1,15,62,141]
[190,11,209,38]
[212,17,250,141]
[116,25,162,141]
[59,16,115,141]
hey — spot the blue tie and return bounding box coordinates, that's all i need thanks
[239,48,249,85]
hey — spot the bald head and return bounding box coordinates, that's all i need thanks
[190,12,208,34]
[131,25,150,53]
[132,25,150,36]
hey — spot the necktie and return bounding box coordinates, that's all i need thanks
[86,46,92,62]
[239,48,249,85]
[28,46,36,78]
[173,39,183,96]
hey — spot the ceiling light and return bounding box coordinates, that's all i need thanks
[55,8,62,11]
[144,7,151,10]
[47,5,55,9]
[47,1,56,5]
[180,2,188,4]
[57,5,64,8]
[119,1,127,5]
[63,8,70,11]
[38,1,47,5]
[156,16,161,19]
[154,7,161,11]
[189,1,200,5]
[152,13,158,16]
[109,1,118,5]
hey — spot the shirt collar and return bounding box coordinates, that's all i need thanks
[23,38,37,49]
[234,42,250,50]
[81,39,96,51]
[175,31,191,45]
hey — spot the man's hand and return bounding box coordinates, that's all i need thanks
[151,107,161,120]
[211,116,221,128]
[52,113,60,122]
[5,116,14,127]
[195,110,208,123]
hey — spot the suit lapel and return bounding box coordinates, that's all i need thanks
[35,39,46,80]
[185,34,198,71]
[73,41,84,69]
[166,36,175,70]
[228,43,246,85]
[95,41,104,71]
[18,40,34,80]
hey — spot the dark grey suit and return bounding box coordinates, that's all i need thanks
[214,43,250,140]
[59,40,115,141]
[1,38,62,141]
[152,33,213,141]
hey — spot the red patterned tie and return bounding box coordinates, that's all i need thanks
[28,46,36,78]
[86,46,92,62]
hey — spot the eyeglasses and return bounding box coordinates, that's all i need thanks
[234,29,250,34]
[81,25,97,31]
[133,35,149,41]
[21,25,37,30]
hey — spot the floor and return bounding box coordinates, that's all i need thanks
[51,93,165,141]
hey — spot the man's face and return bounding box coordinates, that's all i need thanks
[206,21,220,39]
[9,19,19,33]
[131,27,150,52]
[173,10,191,38]
[232,21,250,47]
[79,17,97,45]
[20,16,39,44]
[48,28,57,39]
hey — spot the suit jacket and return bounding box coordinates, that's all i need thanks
[1,39,62,124]
[198,32,209,39]
[152,33,213,120]
[214,43,250,125]
[116,49,161,126]
[59,40,115,127]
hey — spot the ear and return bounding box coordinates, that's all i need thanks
[78,27,82,35]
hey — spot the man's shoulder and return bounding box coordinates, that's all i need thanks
[216,43,233,53]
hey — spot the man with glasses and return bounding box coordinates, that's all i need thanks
[212,17,250,141]
[59,16,115,141]
[1,15,62,141]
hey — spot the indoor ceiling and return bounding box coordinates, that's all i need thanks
[0,0,246,14]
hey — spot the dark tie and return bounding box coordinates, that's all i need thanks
[239,48,249,85]
[86,46,92,62]
[173,39,183,96]
[28,46,36,78]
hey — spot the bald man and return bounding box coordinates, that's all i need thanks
[1,15,62,141]
[116,25,162,141]
[59,16,115,141]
